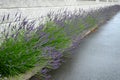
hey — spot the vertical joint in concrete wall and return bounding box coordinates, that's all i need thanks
[106,0,109,2]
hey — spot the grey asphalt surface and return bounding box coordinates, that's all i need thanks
[51,12,120,80]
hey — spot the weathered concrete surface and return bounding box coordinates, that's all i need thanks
[0,1,118,23]
[51,12,120,80]
[0,0,118,8]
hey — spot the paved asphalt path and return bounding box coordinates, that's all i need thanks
[51,12,120,80]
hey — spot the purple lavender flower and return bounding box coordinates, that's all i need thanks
[15,12,18,17]
[50,59,61,69]
[41,68,49,74]
[2,15,5,22]
[45,75,51,80]
[7,14,10,20]
[22,20,28,26]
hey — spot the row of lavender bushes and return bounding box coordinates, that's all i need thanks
[36,5,120,80]
[0,5,120,80]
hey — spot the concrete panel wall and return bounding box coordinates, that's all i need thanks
[0,0,119,8]
[0,0,65,8]
[0,0,119,24]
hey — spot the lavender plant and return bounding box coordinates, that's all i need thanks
[0,5,120,80]
[38,5,120,80]
[0,12,71,78]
